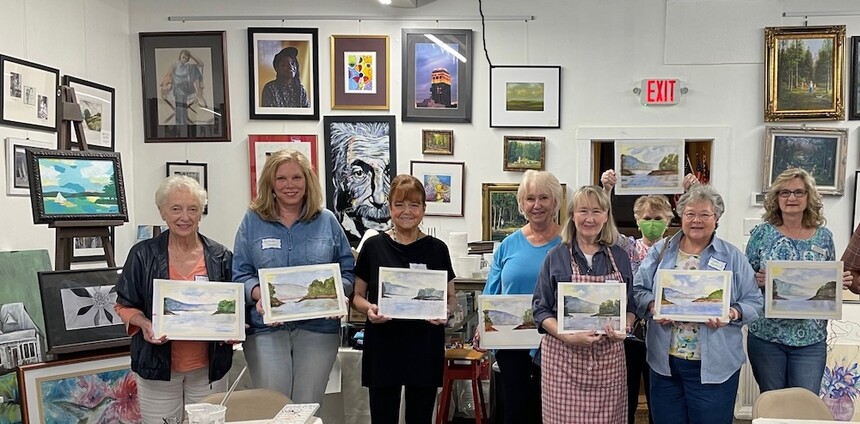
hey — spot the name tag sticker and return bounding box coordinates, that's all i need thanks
[708,257,726,271]
[811,245,827,255]
[261,238,282,250]
[409,263,428,270]
[194,275,209,282]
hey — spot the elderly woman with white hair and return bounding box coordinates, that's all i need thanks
[115,175,234,423]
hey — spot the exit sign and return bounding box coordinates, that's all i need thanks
[640,79,680,105]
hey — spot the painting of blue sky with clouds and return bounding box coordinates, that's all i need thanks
[258,263,347,324]
[37,158,119,215]
[152,279,245,341]
[654,270,731,322]
[378,267,448,320]
[765,260,842,320]
[614,139,684,195]
[557,282,626,334]
[479,295,542,349]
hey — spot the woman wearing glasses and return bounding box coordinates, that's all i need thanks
[745,168,852,394]
[633,184,763,424]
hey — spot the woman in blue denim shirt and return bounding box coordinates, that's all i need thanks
[233,149,354,406]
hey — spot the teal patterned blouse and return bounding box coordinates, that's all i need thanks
[745,223,834,346]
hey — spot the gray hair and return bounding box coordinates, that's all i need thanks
[676,184,724,220]
[155,175,207,210]
[516,170,564,219]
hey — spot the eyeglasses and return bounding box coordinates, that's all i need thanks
[777,189,808,198]
[682,212,715,221]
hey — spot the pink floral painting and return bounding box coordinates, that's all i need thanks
[39,368,140,423]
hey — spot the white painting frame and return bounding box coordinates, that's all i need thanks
[557,282,626,334]
[478,294,542,349]
[377,267,448,320]
[152,279,246,341]
[765,260,843,320]
[409,160,465,217]
[258,263,347,324]
[5,137,51,196]
[614,139,685,195]
[654,269,731,322]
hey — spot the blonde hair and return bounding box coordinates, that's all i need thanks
[633,195,674,221]
[561,185,618,246]
[516,170,564,220]
[762,167,825,227]
[251,149,323,222]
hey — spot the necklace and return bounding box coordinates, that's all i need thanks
[782,224,808,240]
[391,227,423,245]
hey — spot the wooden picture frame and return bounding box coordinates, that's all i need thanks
[653,269,732,322]
[557,282,626,334]
[764,260,842,320]
[613,139,685,195]
[0,55,59,132]
[402,28,472,123]
[377,267,448,320]
[330,35,389,109]
[478,294,542,349]
[764,25,845,121]
[5,137,52,196]
[248,27,319,120]
[257,263,347,324]
[139,31,231,142]
[490,65,561,128]
[503,136,546,172]
[409,160,465,217]
[152,279,246,341]
[762,126,847,195]
[62,76,115,151]
[248,134,317,200]
[481,182,567,242]
[421,129,454,155]
[166,161,208,215]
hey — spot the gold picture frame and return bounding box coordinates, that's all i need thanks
[481,182,567,241]
[503,136,546,172]
[422,129,454,155]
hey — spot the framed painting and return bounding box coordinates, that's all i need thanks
[37,267,129,354]
[557,282,626,334]
[0,250,51,371]
[248,27,319,120]
[764,25,845,121]
[257,263,347,324]
[166,161,208,215]
[248,134,317,200]
[71,228,114,263]
[62,76,115,151]
[0,55,59,132]
[490,65,561,128]
[481,183,567,242]
[323,115,396,245]
[762,126,847,195]
[25,148,128,224]
[503,136,546,172]
[5,137,52,196]
[330,35,389,109]
[764,260,842,320]
[402,28,472,123]
[422,129,454,155]
[18,353,139,424]
[653,269,731,322]
[478,294,542,349]
[851,36,860,120]
[135,225,168,244]
[613,139,685,195]
[152,279,246,341]
[409,161,465,217]
[822,344,860,419]
[0,369,21,423]
[377,267,448,320]
[139,31,231,142]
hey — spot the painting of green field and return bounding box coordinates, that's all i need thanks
[505,82,544,111]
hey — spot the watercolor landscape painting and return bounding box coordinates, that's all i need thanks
[377,267,448,320]
[765,260,842,320]
[258,263,347,324]
[614,139,684,195]
[557,282,626,334]
[654,270,731,322]
[478,294,542,349]
[152,280,245,341]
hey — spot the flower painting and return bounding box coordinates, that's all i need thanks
[258,263,347,324]
[614,139,685,195]
[377,267,448,320]
[152,280,245,341]
[822,343,860,420]
[423,174,451,203]
[654,270,731,322]
[60,285,118,330]
[478,294,542,349]
[557,282,626,334]
[765,260,842,320]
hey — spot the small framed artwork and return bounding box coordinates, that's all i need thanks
[764,25,845,121]
[248,27,319,120]
[409,161,465,217]
[503,136,546,171]
[0,55,59,132]
[166,161,208,214]
[422,129,454,155]
[71,229,114,263]
[377,267,448,320]
[490,65,561,128]
[330,35,389,109]
[62,76,115,151]
[248,134,317,200]
[402,28,472,123]
[5,137,52,196]
[478,294,542,349]
[750,192,766,207]
[614,139,685,195]
[152,279,246,341]
[557,282,626,334]
[765,260,843,320]
[139,31,231,142]
[136,224,168,243]
[25,148,129,224]
[762,126,847,195]
[257,263,347,324]
[482,183,567,242]
[653,269,732,322]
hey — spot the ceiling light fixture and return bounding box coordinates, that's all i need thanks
[379,0,392,4]
[424,34,467,63]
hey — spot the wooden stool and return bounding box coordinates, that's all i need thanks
[437,349,488,424]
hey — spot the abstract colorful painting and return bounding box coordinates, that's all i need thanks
[377,267,448,320]
[654,269,731,322]
[557,282,626,334]
[765,260,842,320]
[345,51,375,93]
[258,263,347,324]
[614,139,685,195]
[152,280,246,341]
[478,294,542,349]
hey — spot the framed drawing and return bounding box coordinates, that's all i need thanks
[503,136,546,172]
[851,36,860,120]
[0,55,59,132]
[478,294,542,349]
[257,263,347,324]
[654,269,732,322]
[422,129,454,155]
[5,137,52,196]
[248,27,319,120]
[62,76,115,151]
[490,65,561,128]
[764,25,845,121]
[377,267,448,320]
[402,28,472,123]
[248,134,317,200]
[25,148,128,224]
[166,161,208,214]
[764,260,842,320]
[71,229,114,263]
[613,139,685,195]
[37,267,128,354]
[139,31,231,142]
[18,353,139,424]
[557,282,626,334]
[330,35,389,109]
[323,115,396,244]
[762,126,847,195]
[152,279,245,341]
[409,161,465,217]
[481,183,567,242]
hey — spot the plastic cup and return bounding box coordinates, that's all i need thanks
[184,403,226,424]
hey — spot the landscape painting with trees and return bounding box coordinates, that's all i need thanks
[152,279,246,341]
[765,260,842,320]
[614,139,684,195]
[258,263,347,323]
[482,183,567,242]
[556,282,626,334]
[654,270,731,322]
[478,294,542,349]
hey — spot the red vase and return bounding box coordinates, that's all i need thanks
[824,394,856,421]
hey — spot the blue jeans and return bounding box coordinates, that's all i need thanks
[650,356,740,424]
[747,333,826,394]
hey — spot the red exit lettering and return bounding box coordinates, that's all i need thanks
[640,79,680,105]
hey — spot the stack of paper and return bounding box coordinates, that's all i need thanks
[269,403,320,424]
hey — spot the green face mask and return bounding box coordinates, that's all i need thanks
[638,219,668,241]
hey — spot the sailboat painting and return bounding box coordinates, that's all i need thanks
[151,279,245,341]
[614,139,684,195]
[377,267,448,320]
[258,263,347,324]
[478,294,542,349]
[654,270,731,322]
[765,260,842,320]
[557,282,626,334]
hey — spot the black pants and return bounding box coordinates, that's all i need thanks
[624,338,653,424]
[494,349,541,424]
[368,385,437,424]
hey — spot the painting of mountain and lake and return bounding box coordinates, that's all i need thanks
[478,294,542,349]
[654,270,731,322]
[152,279,245,341]
[377,267,448,320]
[556,282,626,334]
[765,260,842,320]
[258,263,347,324]
[614,139,685,195]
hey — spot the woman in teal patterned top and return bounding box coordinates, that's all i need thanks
[745,168,852,394]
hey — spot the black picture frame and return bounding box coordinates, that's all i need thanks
[248,27,320,120]
[166,161,209,215]
[490,65,561,128]
[62,75,116,151]
[850,36,860,120]
[402,29,472,123]
[0,55,59,132]
[853,170,860,235]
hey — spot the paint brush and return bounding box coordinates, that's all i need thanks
[220,365,248,407]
